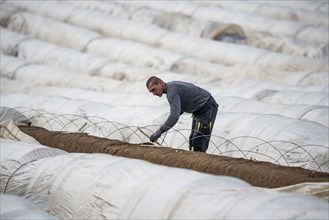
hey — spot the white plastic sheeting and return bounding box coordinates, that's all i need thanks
[258,182,329,202]
[1,75,329,127]
[212,113,328,150]
[256,1,328,13]
[0,93,167,132]
[168,112,329,172]
[0,106,37,142]
[1,139,328,220]
[0,28,28,56]
[212,84,329,106]
[211,79,328,94]
[16,39,155,81]
[65,1,246,40]
[2,79,328,128]
[5,4,328,72]
[0,139,67,193]
[1,0,328,211]
[7,13,101,52]
[219,96,328,127]
[0,3,20,27]
[87,37,184,71]
[117,1,329,59]
[0,93,115,118]
[2,28,327,86]
[1,94,328,150]
[1,52,328,171]
[1,93,328,172]
[0,79,167,107]
[128,1,329,45]
[209,112,328,172]
[0,54,217,94]
[114,1,329,59]
[0,194,58,220]
[0,28,224,80]
[243,31,329,60]
[122,1,329,59]
[0,106,31,125]
[1,60,327,99]
[0,118,37,143]
[0,54,127,93]
[196,1,329,26]
[255,90,328,106]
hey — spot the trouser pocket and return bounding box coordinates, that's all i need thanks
[189,119,211,152]
[189,103,218,152]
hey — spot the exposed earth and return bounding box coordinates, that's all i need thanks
[19,125,329,188]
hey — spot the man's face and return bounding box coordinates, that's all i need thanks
[148,82,164,97]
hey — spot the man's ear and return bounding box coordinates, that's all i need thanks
[161,82,166,92]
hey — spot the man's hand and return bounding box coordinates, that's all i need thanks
[150,130,162,142]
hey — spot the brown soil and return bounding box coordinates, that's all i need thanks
[19,125,329,188]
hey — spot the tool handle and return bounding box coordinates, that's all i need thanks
[137,127,161,146]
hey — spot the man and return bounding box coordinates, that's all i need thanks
[146,76,218,153]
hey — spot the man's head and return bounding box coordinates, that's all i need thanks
[146,76,166,97]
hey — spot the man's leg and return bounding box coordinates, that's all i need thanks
[189,115,210,152]
[191,104,218,152]
[207,104,218,151]
[189,118,197,151]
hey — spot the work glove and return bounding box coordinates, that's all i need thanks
[150,129,162,142]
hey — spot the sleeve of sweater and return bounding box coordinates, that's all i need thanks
[160,93,181,133]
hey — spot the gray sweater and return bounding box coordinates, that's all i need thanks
[160,81,211,132]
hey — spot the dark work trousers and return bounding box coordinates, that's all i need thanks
[189,96,218,152]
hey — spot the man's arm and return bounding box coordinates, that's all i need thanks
[160,93,181,133]
[150,90,181,143]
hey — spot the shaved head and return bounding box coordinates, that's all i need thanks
[146,76,163,88]
[146,76,166,97]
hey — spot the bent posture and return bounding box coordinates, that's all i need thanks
[146,76,218,152]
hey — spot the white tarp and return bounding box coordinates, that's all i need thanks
[0,27,28,56]
[5,6,327,72]
[0,54,126,93]
[112,1,329,59]
[1,139,328,220]
[0,106,37,142]
[258,182,329,202]
[255,90,328,106]
[7,12,101,52]
[255,1,328,13]
[219,96,328,127]
[0,194,58,220]
[212,86,329,105]
[196,1,329,26]
[0,54,218,94]
[209,112,328,172]
[127,1,328,45]
[2,78,328,127]
[0,139,67,194]
[0,79,168,107]
[1,2,328,218]
[15,31,328,85]
[243,31,329,60]
[65,1,246,40]
[1,93,328,172]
